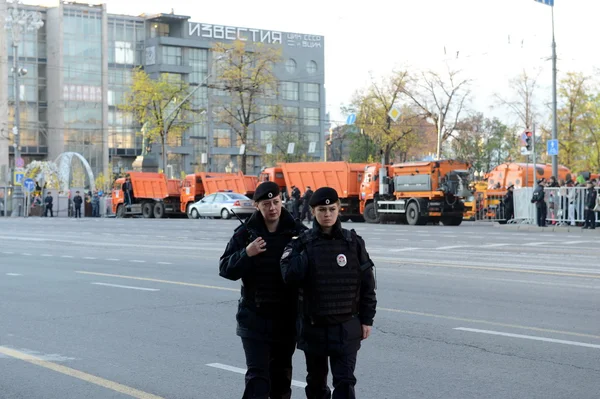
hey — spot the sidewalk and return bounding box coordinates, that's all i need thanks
[493,222,600,233]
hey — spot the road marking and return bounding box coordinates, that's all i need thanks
[21,253,32,256]
[371,258,600,279]
[0,346,165,399]
[157,262,173,265]
[563,240,589,245]
[106,258,120,261]
[207,363,307,388]
[2,251,15,254]
[61,255,74,258]
[454,327,600,349]
[435,245,466,250]
[389,247,422,252]
[83,257,97,260]
[378,307,600,340]
[91,282,160,292]
[480,243,510,248]
[76,271,238,292]
[41,254,53,257]
[6,273,22,276]
[523,242,550,246]
[130,260,146,263]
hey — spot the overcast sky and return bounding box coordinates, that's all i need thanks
[29,0,600,128]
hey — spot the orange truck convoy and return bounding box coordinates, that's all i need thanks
[359,160,471,226]
[112,171,258,218]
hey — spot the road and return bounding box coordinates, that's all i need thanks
[1,217,599,399]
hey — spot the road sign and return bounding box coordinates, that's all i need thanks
[535,0,554,6]
[388,106,401,122]
[308,142,316,153]
[15,157,24,168]
[23,178,35,192]
[520,132,528,145]
[238,144,246,155]
[287,142,295,154]
[346,114,356,125]
[13,170,24,186]
[547,139,559,156]
[520,147,531,156]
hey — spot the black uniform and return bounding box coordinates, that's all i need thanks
[73,194,83,218]
[503,188,514,221]
[532,183,546,227]
[219,198,306,399]
[583,186,597,229]
[291,187,301,219]
[281,188,377,399]
[300,188,314,222]
[44,194,53,217]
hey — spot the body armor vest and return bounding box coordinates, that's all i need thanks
[301,230,361,317]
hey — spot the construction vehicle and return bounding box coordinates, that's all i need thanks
[360,159,471,226]
[180,172,258,215]
[259,162,367,221]
[486,163,572,189]
[112,172,183,218]
[463,181,488,221]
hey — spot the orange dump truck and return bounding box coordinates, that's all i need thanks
[113,172,182,218]
[360,160,471,225]
[180,172,258,214]
[260,162,367,221]
[486,163,572,190]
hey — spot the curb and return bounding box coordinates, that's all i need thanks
[492,223,599,233]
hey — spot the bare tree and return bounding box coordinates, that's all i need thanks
[495,69,542,130]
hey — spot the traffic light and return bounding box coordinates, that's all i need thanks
[525,131,533,151]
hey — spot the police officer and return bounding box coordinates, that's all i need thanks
[300,186,314,222]
[280,187,377,399]
[219,181,307,399]
[503,184,514,221]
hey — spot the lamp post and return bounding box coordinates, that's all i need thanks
[4,0,43,217]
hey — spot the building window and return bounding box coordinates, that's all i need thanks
[304,108,319,126]
[189,48,208,84]
[304,83,319,102]
[162,46,182,65]
[261,130,277,145]
[115,41,134,64]
[282,106,299,125]
[280,81,299,101]
[306,60,318,75]
[213,128,231,148]
[285,59,297,74]
[304,132,320,144]
[151,23,170,38]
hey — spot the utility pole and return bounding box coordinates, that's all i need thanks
[532,123,537,186]
[550,6,558,178]
[5,1,44,217]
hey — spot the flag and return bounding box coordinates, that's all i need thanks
[534,0,554,6]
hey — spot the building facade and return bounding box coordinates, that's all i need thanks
[0,0,326,181]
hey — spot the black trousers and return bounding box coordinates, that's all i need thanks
[292,202,301,219]
[584,209,596,228]
[241,337,296,399]
[44,205,53,217]
[304,351,358,399]
[74,206,81,218]
[536,203,547,227]
[300,205,312,222]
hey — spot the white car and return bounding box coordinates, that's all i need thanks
[188,192,256,219]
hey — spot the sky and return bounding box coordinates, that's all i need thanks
[27,0,600,128]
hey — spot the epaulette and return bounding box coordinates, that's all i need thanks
[298,229,318,245]
[342,228,357,242]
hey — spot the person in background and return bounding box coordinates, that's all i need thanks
[291,185,301,219]
[92,190,100,217]
[73,191,83,218]
[44,192,54,217]
[281,187,377,399]
[531,178,546,227]
[503,184,514,221]
[583,181,597,230]
[300,186,314,223]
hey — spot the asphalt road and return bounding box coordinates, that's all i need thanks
[1,216,599,399]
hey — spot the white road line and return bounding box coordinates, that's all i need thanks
[61,255,74,258]
[2,251,14,255]
[6,273,22,276]
[91,282,159,292]
[157,262,172,265]
[83,257,97,260]
[454,327,600,349]
[130,260,146,263]
[435,245,466,250]
[21,253,32,256]
[106,258,120,261]
[522,242,550,246]
[389,247,422,252]
[206,363,307,388]
[480,243,511,248]
[421,240,437,242]
[563,241,589,245]
[41,254,53,257]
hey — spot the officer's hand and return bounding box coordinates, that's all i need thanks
[246,237,266,257]
[361,325,372,340]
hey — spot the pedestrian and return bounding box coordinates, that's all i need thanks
[582,181,597,230]
[73,191,83,218]
[44,192,54,217]
[503,184,514,221]
[531,178,546,227]
[291,185,301,219]
[123,175,133,208]
[300,185,314,222]
[219,181,307,399]
[92,190,100,217]
[281,187,377,399]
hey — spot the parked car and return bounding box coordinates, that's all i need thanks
[188,192,255,219]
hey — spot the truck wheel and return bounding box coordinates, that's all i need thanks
[221,208,231,219]
[142,202,155,218]
[363,203,380,224]
[154,202,166,219]
[116,205,125,218]
[442,217,463,226]
[406,202,424,226]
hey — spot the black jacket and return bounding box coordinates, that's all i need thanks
[44,195,53,206]
[73,195,83,206]
[532,185,545,206]
[281,219,377,355]
[219,208,307,342]
[585,188,598,209]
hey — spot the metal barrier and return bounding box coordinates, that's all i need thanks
[513,188,536,224]
[476,194,508,222]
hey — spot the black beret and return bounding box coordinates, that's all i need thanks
[309,187,339,207]
[253,182,280,202]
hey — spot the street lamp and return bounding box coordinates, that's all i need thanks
[4,0,44,217]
